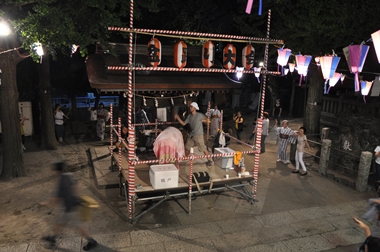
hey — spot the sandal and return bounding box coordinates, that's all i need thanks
[291,170,300,173]
[300,172,308,176]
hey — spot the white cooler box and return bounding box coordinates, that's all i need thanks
[149,164,179,189]
[214,147,235,169]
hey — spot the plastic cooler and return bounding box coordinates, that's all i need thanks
[214,147,235,169]
[149,164,179,189]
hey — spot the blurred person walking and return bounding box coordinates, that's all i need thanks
[41,162,98,251]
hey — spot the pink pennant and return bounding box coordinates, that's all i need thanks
[246,0,254,14]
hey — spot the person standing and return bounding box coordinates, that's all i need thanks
[88,103,108,141]
[41,162,98,251]
[374,145,380,182]
[233,111,244,142]
[260,112,270,153]
[54,104,69,143]
[210,104,221,138]
[20,115,29,151]
[175,102,213,167]
[292,127,311,175]
[273,99,282,126]
[274,120,297,164]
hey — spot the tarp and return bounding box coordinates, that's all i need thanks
[153,127,185,164]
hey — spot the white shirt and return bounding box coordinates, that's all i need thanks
[55,111,65,125]
[375,146,380,164]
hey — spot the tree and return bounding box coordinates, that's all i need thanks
[0,0,136,179]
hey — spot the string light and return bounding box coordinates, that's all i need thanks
[155,98,158,107]
[171,98,174,106]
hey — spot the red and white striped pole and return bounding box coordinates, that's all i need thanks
[206,101,211,142]
[127,0,135,221]
[188,147,194,214]
[118,117,122,172]
[252,9,272,198]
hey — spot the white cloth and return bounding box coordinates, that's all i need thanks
[219,132,226,147]
[157,108,167,121]
[262,118,269,135]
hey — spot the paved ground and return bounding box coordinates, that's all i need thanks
[0,116,376,252]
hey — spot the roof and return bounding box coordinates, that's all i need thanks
[86,43,243,93]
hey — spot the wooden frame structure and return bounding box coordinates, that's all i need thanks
[104,1,283,222]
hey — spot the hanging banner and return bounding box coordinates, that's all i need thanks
[223,44,236,69]
[147,38,161,67]
[174,40,187,68]
[202,40,215,68]
[242,44,255,70]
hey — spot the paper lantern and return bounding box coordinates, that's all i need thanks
[242,44,255,70]
[371,30,380,63]
[326,72,342,94]
[361,80,374,103]
[202,41,215,68]
[236,67,244,80]
[288,63,295,73]
[343,44,370,92]
[148,38,161,67]
[174,40,187,68]
[277,48,291,66]
[223,44,236,70]
[319,56,340,80]
[295,54,312,86]
[254,67,261,83]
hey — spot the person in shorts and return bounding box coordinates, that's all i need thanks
[175,102,213,167]
[41,162,98,251]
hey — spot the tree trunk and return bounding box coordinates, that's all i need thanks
[303,63,324,136]
[0,52,26,180]
[39,52,57,150]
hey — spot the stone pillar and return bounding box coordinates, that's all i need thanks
[356,151,373,192]
[321,127,330,140]
[319,139,331,176]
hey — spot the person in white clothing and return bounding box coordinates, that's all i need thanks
[374,145,380,182]
[54,104,69,143]
[292,127,311,176]
[88,103,108,141]
[210,105,221,138]
[260,112,269,153]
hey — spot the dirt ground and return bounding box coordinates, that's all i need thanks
[0,141,132,246]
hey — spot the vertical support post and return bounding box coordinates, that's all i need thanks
[127,0,135,222]
[188,148,194,215]
[206,101,211,142]
[252,9,271,198]
[110,103,113,155]
[319,139,331,176]
[321,127,330,140]
[118,117,122,172]
[155,119,158,137]
[356,151,373,192]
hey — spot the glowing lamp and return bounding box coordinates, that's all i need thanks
[295,54,312,86]
[371,30,380,63]
[0,21,11,36]
[236,67,244,80]
[32,42,44,56]
[254,67,261,83]
[361,80,374,103]
[288,63,295,73]
[314,56,320,63]
[343,44,370,92]
[319,56,340,80]
[277,48,291,75]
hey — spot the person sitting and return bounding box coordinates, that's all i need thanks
[113,125,128,152]
[353,217,380,252]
